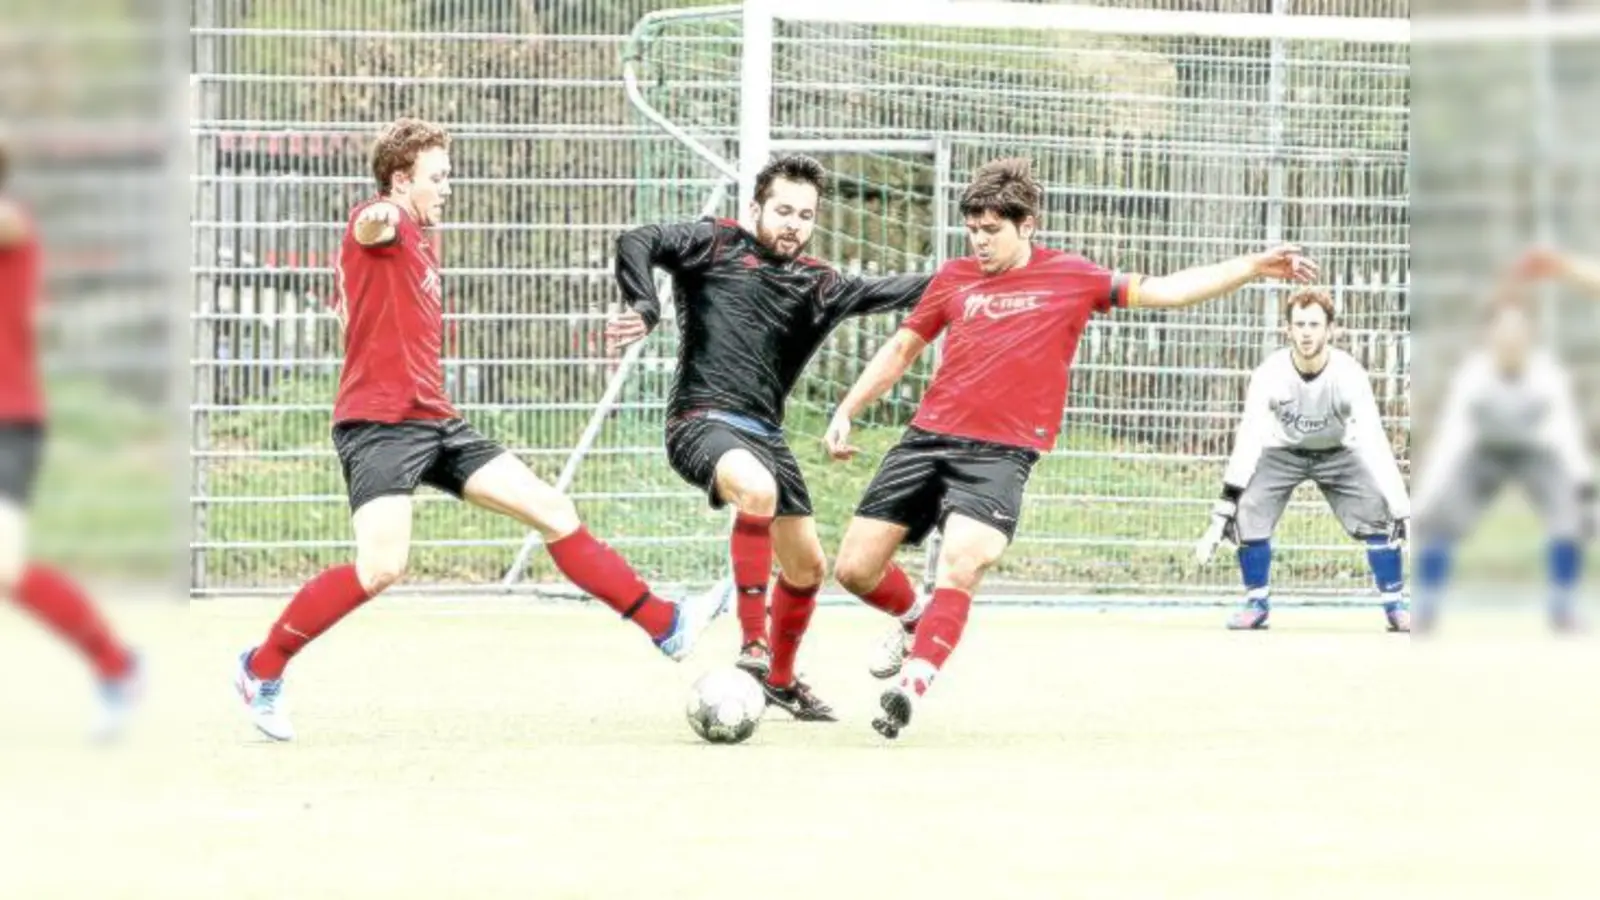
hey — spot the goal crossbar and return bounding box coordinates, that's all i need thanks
[757,0,1409,44]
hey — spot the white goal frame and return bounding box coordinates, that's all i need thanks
[503,0,1412,599]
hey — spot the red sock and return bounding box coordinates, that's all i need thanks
[910,587,973,671]
[12,564,132,680]
[548,527,675,641]
[249,564,371,679]
[768,578,819,687]
[731,511,774,646]
[857,563,916,618]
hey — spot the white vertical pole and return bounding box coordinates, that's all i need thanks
[1264,0,1288,352]
[1529,0,1558,339]
[739,0,776,216]
[921,140,952,596]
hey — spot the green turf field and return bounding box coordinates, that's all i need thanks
[2,597,1594,899]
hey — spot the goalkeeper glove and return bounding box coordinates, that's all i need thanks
[1194,485,1243,565]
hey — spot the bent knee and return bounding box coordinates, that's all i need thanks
[355,551,409,595]
[937,547,996,588]
[783,554,827,589]
[833,555,883,595]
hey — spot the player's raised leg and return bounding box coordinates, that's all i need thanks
[1,495,142,741]
[761,514,835,721]
[834,515,923,678]
[461,451,731,660]
[236,492,406,741]
[874,513,1005,740]
[713,449,780,675]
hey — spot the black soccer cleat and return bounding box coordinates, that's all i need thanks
[762,677,837,722]
[871,685,914,740]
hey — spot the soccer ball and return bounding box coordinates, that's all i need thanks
[685,666,767,744]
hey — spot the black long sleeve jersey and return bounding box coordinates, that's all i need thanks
[615,216,934,427]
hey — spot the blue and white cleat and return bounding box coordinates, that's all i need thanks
[656,579,735,662]
[91,653,145,744]
[233,649,294,741]
[1226,599,1271,630]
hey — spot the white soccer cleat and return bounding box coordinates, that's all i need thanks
[234,650,294,741]
[656,578,735,662]
[90,653,145,744]
[872,680,917,740]
[868,624,915,679]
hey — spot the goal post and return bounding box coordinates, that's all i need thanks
[508,0,1411,603]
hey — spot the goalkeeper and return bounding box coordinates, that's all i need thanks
[1195,289,1411,632]
[1410,249,1598,633]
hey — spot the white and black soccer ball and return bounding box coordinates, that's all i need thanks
[685,666,766,744]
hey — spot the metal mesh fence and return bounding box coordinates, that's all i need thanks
[4,0,183,583]
[190,0,1409,599]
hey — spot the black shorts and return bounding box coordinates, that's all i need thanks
[665,411,813,517]
[855,426,1040,546]
[331,418,506,513]
[0,423,44,506]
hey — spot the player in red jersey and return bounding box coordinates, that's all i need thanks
[232,118,732,742]
[0,141,144,741]
[824,159,1318,739]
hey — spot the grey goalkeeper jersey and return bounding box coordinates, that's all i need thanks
[1413,348,1592,512]
[1223,347,1410,518]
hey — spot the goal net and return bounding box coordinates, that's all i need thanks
[561,0,1410,601]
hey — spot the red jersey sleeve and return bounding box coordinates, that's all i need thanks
[901,266,960,341]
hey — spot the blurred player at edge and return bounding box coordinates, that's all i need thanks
[608,155,932,721]
[0,139,144,742]
[1194,290,1411,632]
[233,118,733,742]
[1411,247,1600,633]
[823,158,1318,739]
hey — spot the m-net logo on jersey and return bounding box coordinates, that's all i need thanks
[962,290,1049,322]
[1272,399,1331,436]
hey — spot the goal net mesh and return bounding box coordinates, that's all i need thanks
[627,5,1409,598]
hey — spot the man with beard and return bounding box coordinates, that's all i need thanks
[1195,288,1412,632]
[609,155,933,720]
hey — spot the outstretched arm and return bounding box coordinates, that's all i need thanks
[1136,244,1318,310]
[608,219,719,348]
[1515,246,1600,297]
[823,329,930,460]
[823,271,936,321]
[351,201,401,247]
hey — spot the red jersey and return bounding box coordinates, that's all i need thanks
[902,247,1140,451]
[0,210,44,423]
[331,198,456,424]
